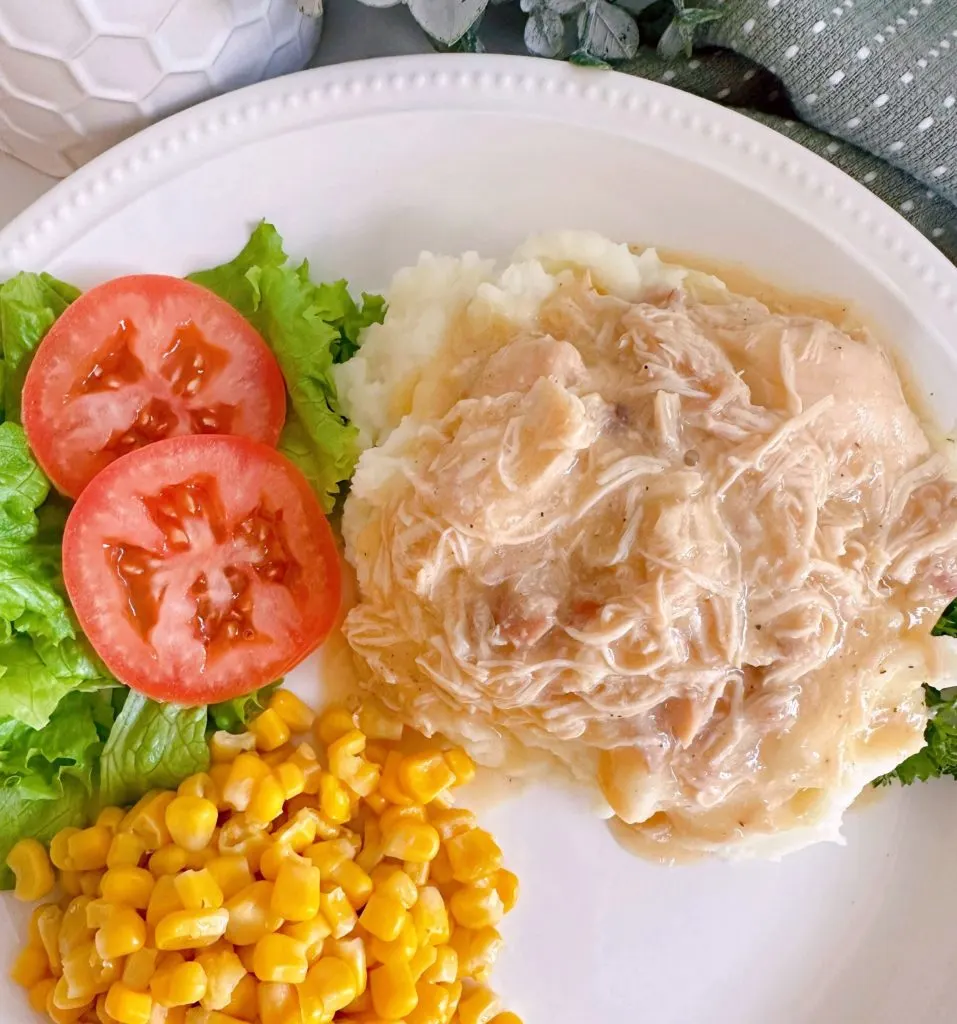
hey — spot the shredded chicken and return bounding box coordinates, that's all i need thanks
[341,243,957,860]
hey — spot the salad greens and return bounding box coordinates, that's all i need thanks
[0,223,382,884]
[189,221,385,510]
[874,685,957,786]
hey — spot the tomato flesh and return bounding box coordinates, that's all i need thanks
[23,275,286,497]
[63,435,340,704]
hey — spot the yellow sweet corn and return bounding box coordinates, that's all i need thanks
[186,845,219,871]
[304,837,351,876]
[411,888,450,947]
[368,916,417,967]
[355,820,384,875]
[444,830,502,883]
[165,796,219,852]
[209,731,256,764]
[221,973,258,1022]
[154,909,229,951]
[409,944,438,983]
[221,754,270,813]
[422,946,457,986]
[443,749,476,788]
[328,730,380,798]
[67,826,113,872]
[369,866,417,910]
[7,838,56,901]
[319,886,358,940]
[458,986,500,1024]
[301,955,358,1018]
[404,860,430,887]
[381,821,440,864]
[449,885,505,931]
[58,896,95,956]
[251,934,307,984]
[49,828,80,871]
[379,752,415,808]
[150,961,208,1008]
[245,774,286,827]
[489,1013,524,1024]
[196,947,246,1011]
[104,982,153,1024]
[318,773,352,825]
[10,944,51,989]
[405,981,449,1024]
[450,928,502,980]
[257,843,304,884]
[58,871,82,898]
[205,856,253,902]
[28,977,57,1014]
[268,691,315,733]
[287,744,322,796]
[359,893,408,943]
[272,762,305,802]
[314,706,355,747]
[369,960,418,1020]
[36,904,64,977]
[149,845,189,877]
[271,860,321,922]
[96,807,126,833]
[327,936,367,996]
[174,869,224,911]
[217,816,269,873]
[480,870,519,914]
[121,792,175,851]
[256,982,299,1024]
[356,700,404,741]
[429,809,477,843]
[224,881,283,947]
[121,949,159,992]
[146,876,183,929]
[443,980,463,1022]
[398,753,457,806]
[107,832,148,871]
[281,916,330,964]
[380,804,427,834]
[95,906,147,960]
[101,867,155,910]
[330,858,373,909]
[249,709,291,752]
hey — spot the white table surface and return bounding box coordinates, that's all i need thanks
[0,1,466,232]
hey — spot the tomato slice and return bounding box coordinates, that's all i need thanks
[62,435,340,704]
[22,275,286,497]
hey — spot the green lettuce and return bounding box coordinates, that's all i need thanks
[100,693,210,808]
[209,682,281,735]
[189,221,385,509]
[0,272,80,422]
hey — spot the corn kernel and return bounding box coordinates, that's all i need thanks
[315,707,355,747]
[108,833,147,871]
[409,944,438,983]
[369,917,417,966]
[224,881,283,947]
[355,820,384,875]
[174,869,224,911]
[328,936,367,996]
[360,893,408,943]
[257,844,303,884]
[273,811,319,855]
[318,773,351,825]
[379,752,415,808]
[7,838,55,902]
[398,754,457,806]
[319,887,358,940]
[209,731,256,764]
[165,796,219,852]
[328,730,380,798]
[300,955,358,1018]
[330,858,373,909]
[444,830,502,883]
[246,775,286,827]
[411,888,450,947]
[217,816,269,871]
[380,805,427,834]
[381,821,440,864]
[405,980,449,1024]
[50,828,80,871]
[104,982,153,1024]
[429,809,477,843]
[251,934,307,984]
[373,867,418,911]
[304,838,351,876]
[95,906,146,960]
[268,691,315,733]
[196,947,246,1011]
[450,928,502,979]
[81,871,103,897]
[248,709,290,753]
[443,749,476,788]
[449,885,504,931]
[272,762,305,802]
[222,754,270,813]
[256,982,299,1024]
[150,959,208,1009]
[206,856,253,902]
[482,870,518,914]
[53,971,93,1011]
[121,949,159,992]
[121,792,175,851]
[186,845,219,871]
[29,977,57,1014]
[287,745,322,795]
[154,908,229,951]
[271,860,321,921]
[443,980,463,1021]
[222,973,258,1022]
[67,826,112,872]
[489,1013,523,1024]
[101,867,155,910]
[208,765,235,810]
[458,986,500,1024]
[369,960,417,1020]
[356,701,404,741]
[146,875,183,928]
[36,904,64,976]
[281,916,330,963]
[404,860,430,887]
[10,944,50,989]
[149,845,189,877]
[422,946,457,985]
[58,871,81,897]
[363,791,389,816]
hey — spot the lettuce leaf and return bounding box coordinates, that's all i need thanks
[209,682,281,735]
[100,693,210,808]
[188,222,385,509]
[0,272,80,422]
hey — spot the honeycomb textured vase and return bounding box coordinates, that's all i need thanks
[0,0,322,177]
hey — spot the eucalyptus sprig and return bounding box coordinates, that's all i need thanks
[353,0,722,63]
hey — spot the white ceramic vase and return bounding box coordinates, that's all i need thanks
[0,0,323,178]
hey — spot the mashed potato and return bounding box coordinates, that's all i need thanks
[335,232,957,860]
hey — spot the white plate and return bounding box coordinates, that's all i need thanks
[3,54,957,1024]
